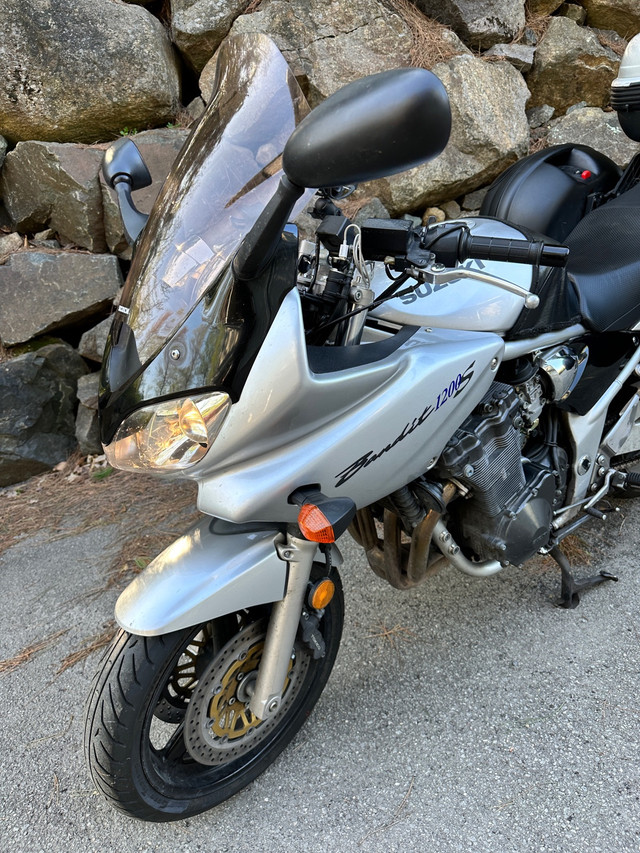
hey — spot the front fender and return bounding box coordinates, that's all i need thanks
[115,518,287,636]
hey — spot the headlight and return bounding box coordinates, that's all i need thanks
[104,392,231,472]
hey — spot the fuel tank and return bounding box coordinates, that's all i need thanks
[369,218,534,336]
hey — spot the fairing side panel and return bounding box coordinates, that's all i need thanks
[195,289,504,522]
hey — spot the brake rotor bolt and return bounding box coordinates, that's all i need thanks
[237,672,245,681]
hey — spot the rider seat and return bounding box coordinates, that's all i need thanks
[565,180,640,333]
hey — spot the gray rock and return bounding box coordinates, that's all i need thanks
[441,199,462,219]
[0,232,23,256]
[0,342,87,486]
[185,97,206,125]
[0,0,180,144]
[411,0,526,50]
[76,372,100,409]
[0,142,106,251]
[462,187,489,210]
[547,106,639,167]
[559,3,587,24]
[0,136,7,171]
[527,104,555,128]
[523,28,539,47]
[75,372,101,455]
[484,44,535,72]
[0,252,123,346]
[526,17,620,114]
[101,128,190,257]
[366,54,530,214]
[352,198,391,226]
[580,0,640,38]
[226,0,413,106]
[75,404,101,456]
[171,0,250,73]
[78,316,113,363]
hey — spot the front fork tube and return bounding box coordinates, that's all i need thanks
[248,534,317,721]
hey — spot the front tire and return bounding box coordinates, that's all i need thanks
[84,567,343,822]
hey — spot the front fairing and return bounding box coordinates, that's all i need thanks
[100,34,311,445]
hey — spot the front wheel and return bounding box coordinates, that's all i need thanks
[84,566,343,822]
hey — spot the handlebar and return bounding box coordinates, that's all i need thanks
[359,218,570,270]
[458,232,569,268]
[423,225,569,269]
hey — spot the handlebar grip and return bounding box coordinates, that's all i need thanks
[461,234,569,268]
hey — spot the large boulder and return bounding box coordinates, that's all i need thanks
[225,0,413,106]
[547,106,639,167]
[0,342,87,486]
[101,128,191,256]
[170,0,250,73]
[578,0,640,39]
[364,54,530,214]
[0,0,181,144]
[526,17,620,114]
[0,252,123,346]
[0,142,106,251]
[410,0,526,49]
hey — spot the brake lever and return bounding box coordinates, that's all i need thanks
[409,261,540,310]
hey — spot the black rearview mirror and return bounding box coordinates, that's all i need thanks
[102,137,152,246]
[282,67,451,189]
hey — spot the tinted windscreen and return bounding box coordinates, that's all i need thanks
[116,33,310,377]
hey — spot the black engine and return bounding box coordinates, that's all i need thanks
[436,383,567,566]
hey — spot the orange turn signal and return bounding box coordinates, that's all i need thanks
[309,578,335,610]
[298,503,335,543]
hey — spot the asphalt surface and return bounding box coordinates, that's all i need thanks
[2,493,640,852]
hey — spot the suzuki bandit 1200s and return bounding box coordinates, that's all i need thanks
[84,32,640,821]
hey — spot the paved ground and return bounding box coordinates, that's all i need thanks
[2,489,640,852]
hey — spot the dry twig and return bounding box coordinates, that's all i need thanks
[0,629,69,676]
[389,0,462,68]
[359,776,415,845]
[57,623,116,674]
[368,622,417,648]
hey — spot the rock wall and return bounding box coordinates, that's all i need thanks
[0,0,637,485]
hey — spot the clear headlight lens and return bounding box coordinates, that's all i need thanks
[104,392,231,472]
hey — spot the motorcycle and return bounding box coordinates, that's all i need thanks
[84,31,640,821]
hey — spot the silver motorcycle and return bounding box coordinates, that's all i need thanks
[84,32,640,821]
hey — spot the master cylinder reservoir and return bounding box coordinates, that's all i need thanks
[611,33,640,142]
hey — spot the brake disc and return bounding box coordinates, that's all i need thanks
[184,619,309,766]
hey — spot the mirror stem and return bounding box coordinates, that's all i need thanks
[233,176,304,281]
[113,177,150,246]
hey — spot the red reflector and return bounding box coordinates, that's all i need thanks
[298,504,336,543]
[580,170,592,180]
